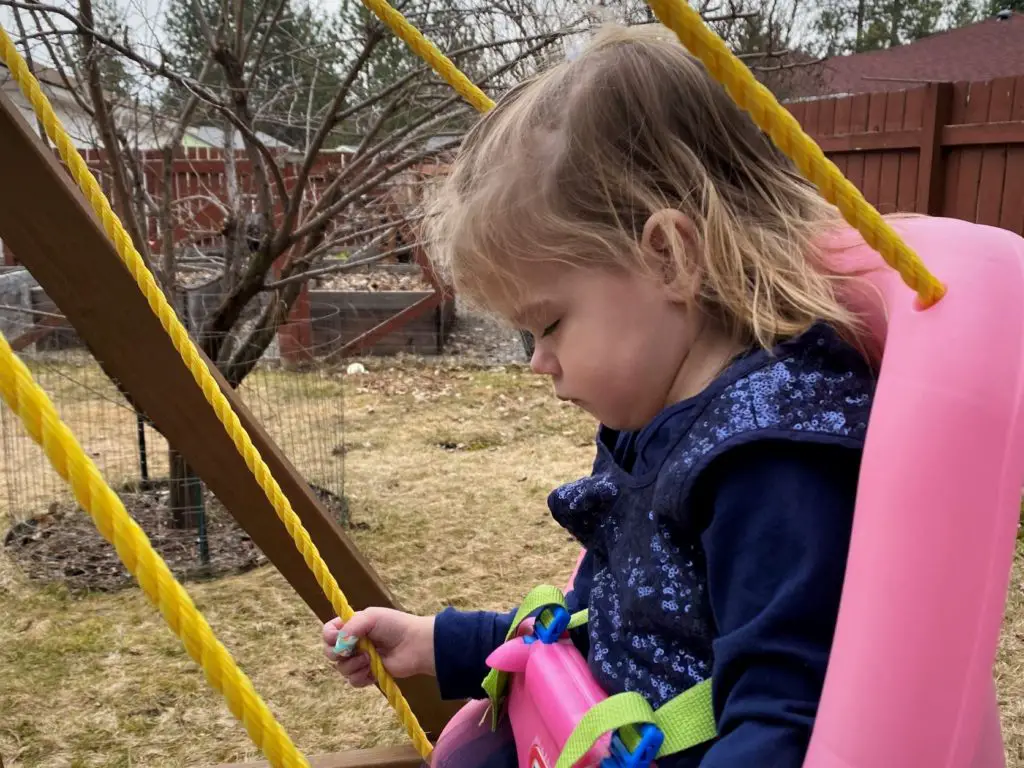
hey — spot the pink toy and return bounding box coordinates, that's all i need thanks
[486,626,612,768]
[432,217,1024,768]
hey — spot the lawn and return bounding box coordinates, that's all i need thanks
[0,360,1021,767]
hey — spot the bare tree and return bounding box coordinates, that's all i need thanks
[0,0,576,524]
[2,0,815,523]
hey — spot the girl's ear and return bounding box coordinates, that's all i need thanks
[641,209,701,303]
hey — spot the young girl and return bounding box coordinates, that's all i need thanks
[323,24,875,767]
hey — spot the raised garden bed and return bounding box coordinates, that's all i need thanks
[308,289,455,356]
[305,264,456,357]
[9,262,457,359]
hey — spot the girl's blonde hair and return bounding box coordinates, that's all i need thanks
[425,23,861,349]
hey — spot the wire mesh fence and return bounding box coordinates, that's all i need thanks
[0,260,532,590]
[0,301,347,589]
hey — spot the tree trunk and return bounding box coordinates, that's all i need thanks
[856,0,866,50]
[889,0,903,47]
[519,330,535,361]
[167,296,204,531]
[168,448,203,529]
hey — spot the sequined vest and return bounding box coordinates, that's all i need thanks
[547,324,873,707]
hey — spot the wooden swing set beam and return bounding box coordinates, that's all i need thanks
[210,745,422,768]
[0,90,459,740]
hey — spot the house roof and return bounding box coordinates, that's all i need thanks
[789,12,1024,99]
[183,125,295,152]
[1,62,299,152]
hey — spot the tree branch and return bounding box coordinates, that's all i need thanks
[160,56,215,296]
[294,28,564,243]
[262,239,420,291]
[0,0,289,201]
[752,56,824,73]
[10,2,49,145]
[276,25,386,246]
[78,0,152,270]
[245,0,286,85]
[290,132,460,247]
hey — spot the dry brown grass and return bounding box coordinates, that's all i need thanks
[0,361,1021,767]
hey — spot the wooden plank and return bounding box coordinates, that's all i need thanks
[0,90,459,737]
[817,95,837,139]
[802,98,821,138]
[862,92,889,205]
[940,82,970,218]
[879,91,905,214]
[977,79,1015,227]
[940,120,1024,146]
[1001,76,1024,235]
[9,313,64,352]
[832,95,853,176]
[915,83,952,215]
[314,290,436,312]
[899,86,926,211]
[311,301,444,357]
[953,80,991,221]
[845,94,871,192]
[334,291,443,359]
[210,745,422,768]
[815,128,921,154]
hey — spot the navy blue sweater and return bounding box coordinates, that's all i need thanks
[434,324,874,766]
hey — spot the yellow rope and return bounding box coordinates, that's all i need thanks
[0,25,432,760]
[644,0,945,307]
[0,332,310,768]
[0,0,947,756]
[360,0,494,112]
[351,0,946,307]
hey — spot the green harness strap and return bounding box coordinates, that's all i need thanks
[480,585,588,728]
[480,585,717,765]
[554,680,716,768]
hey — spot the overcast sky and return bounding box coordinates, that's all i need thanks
[1,0,343,62]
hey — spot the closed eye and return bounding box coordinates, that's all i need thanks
[540,319,561,338]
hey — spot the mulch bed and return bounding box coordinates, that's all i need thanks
[2,480,347,592]
[314,270,429,292]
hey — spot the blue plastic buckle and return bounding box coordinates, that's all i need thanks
[600,724,664,768]
[533,605,570,644]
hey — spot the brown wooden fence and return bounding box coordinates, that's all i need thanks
[0,145,423,264]
[5,77,1023,358]
[0,144,441,358]
[4,76,1021,266]
[786,77,1024,235]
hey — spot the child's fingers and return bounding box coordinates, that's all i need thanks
[344,659,376,688]
[348,665,375,688]
[322,618,343,650]
[324,610,381,661]
[336,610,379,642]
[335,653,370,681]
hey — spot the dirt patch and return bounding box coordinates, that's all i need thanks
[2,481,344,592]
[2,481,266,591]
[2,363,1022,768]
[443,306,529,364]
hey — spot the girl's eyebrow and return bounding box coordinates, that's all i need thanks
[512,299,556,327]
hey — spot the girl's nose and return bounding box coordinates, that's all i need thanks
[530,346,561,378]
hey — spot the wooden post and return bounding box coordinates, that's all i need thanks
[210,745,422,768]
[0,89,459,737]
[331,290,443,360]
[277,280,314,368]
[916,82,953,215]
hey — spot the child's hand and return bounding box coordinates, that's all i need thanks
[322,608,435,688]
